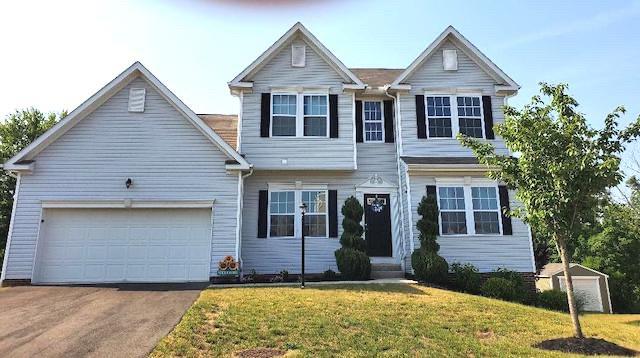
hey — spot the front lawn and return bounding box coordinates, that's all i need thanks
[151,284,639,357]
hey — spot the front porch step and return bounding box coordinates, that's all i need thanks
[371,270,405,279]
[371,263,402,272]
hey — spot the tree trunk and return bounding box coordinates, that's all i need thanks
[556,236,584,338]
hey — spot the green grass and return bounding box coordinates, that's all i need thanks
[151,283,639,357]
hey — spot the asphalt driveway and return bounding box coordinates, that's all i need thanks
[0,283,206,357]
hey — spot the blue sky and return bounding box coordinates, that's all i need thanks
[1,0,639,173]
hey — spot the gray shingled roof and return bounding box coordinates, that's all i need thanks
[349,68,404,88]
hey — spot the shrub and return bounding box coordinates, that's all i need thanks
[537,290,570,312]
[411,195,449,283]
[334,196,371,280]
[322,269,337,281]
[481,277,521,302]
[279,270,289,282]
[493,267,525,288]
[536,289,586,312]
[335,248,371,280]
[412,251,448,284]
[449,262,482,294]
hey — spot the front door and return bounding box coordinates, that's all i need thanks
[364,193,392,257]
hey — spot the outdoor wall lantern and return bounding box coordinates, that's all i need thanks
[125,178,133,189]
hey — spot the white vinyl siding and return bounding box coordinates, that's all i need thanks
[399,40,510,157]
[2,77,240,280]
[408,173,535,273]
[240,38,354,170]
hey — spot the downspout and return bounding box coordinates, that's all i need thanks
[384,86,408,272]
[235,167,253,277]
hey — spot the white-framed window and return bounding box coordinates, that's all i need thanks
[269,191,295,237]
[425,94,484,139]
[271,94,297,137]
[303,95,328,137]
[363,101,384,142]
[302,190,327,237]
[268,187,328,238]
[436,180,502,236]
[438,186,467,235]
[471,187,500,234]
[271,93,329,138]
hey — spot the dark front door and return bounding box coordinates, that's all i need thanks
[364,193,392,257]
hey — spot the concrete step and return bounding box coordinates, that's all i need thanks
[371,270,405,279]
[371,263,402,272]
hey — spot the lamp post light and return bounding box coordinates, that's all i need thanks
[300,202,307,289]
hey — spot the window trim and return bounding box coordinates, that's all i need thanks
[270,92,329,138]
[362,100,385,143]
[266,185,329,239]
[423,93,485,139]
[434,179,502,236]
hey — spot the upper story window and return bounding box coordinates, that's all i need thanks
[268,188,328,238]
[437,181,501,236]
[425,95,484,139]
[363,101,383,142]
[271,93,328,137]
[303,95,328,136]
[272,94,297,136]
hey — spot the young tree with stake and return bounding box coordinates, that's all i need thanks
[459,83,640,338]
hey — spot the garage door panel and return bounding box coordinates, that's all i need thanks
[34,208,213,283]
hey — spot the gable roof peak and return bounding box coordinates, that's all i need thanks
[392,25,519,92]
[228,22,364,88]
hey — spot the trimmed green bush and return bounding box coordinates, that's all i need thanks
[335,196,370,280]
[537,289,570,312]
[481,277,520,302]
[450,263,482,294]
[412,251,448,284]
[493,268,525,288]
[411,195,449,284]
[335,248,371,280]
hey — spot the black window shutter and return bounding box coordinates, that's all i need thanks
[498,186,513,235]
[416,95,427,138]
[329,94,339,138]
[383,100,395,143]
[482,96,495,140]
[426,185,437,199]
[260,93,271,138]
[355,100,363,143]
[258,190,268,238]
[328,190,338,238]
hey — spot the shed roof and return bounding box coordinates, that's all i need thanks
[538,263,608,278]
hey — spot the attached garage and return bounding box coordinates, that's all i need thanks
[33,207,213,284]
[536,263,612,313]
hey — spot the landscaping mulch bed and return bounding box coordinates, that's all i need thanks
[534,337,638,356]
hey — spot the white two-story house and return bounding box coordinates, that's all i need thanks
[1,23,535,285]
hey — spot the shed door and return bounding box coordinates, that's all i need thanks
[559,276,604,312]
[34,208,212,284]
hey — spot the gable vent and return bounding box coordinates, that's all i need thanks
[291,44,306,67]
[443,49,458,71]
[128,88,146,112]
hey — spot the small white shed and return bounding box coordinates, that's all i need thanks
[536,263,612,313]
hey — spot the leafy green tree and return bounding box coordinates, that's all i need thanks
[459,83,640,338]
[0,108,64,272]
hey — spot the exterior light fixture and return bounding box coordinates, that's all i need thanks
[125,178,133,189]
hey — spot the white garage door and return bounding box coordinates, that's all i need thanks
[559,276,604,312]
[34,208,213,284]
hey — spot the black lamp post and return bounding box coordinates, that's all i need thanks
[300,202,307,289]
